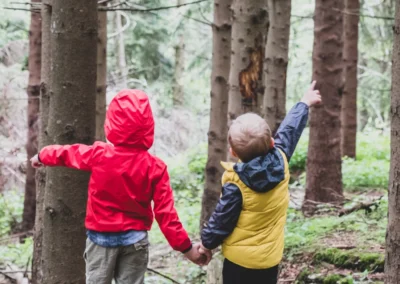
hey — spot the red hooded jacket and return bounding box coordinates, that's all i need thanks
[39,90,192,252]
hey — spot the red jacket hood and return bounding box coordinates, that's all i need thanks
[104,89,154,149]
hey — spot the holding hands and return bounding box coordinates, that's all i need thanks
[184,243,212,266]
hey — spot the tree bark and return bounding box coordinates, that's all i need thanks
[115,4,127,88]
[41,0,97,282]
[21,0,41,234]
[32,1,51,283]
[341,0,359,158]
[385,1,400,281]
[227,0,268,121]
[200,0,232,230]
[303,0,344,212]
[172,0,185,107]
[96,3,107,141]
[263,0,291,135]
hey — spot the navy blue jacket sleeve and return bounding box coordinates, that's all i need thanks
[274,102,309,161]
[201,183,242,250]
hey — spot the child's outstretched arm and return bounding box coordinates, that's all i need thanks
[274,81,321,160]
[200,183,242,250]
[31,143,101,171]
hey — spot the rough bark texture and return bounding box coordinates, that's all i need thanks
[21,0,41,234]
[341,0,359,158]
[263,0,291,135]
[96,4,107,141]
[32,1,51,283]
[200,0,232,230]
[227,0,268,120]
[385,1,400,281]
[41,0,97,282]
[303,0,344,212]
[172,0,185,107]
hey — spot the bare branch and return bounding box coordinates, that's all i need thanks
[147,268,181,284]
[182,14,211,26]
[100,0,208,12]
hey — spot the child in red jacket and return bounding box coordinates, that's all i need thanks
[31,90,210,284]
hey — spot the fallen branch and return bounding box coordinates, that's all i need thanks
[338,197,383,217]
[147,267,181,284]
[0,271,16,284]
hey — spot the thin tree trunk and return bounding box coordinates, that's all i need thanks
[200,0,232,230]
[341,0,359,158]
[21,0,41,234]
[303,0,344,213]
[385,1,400,281]
[116,5,127,88]
[32,1,51,283]
[172,0,185,106]
[263,0,291,135]
[227,0,268,121]
[96,3,107,141]
[41,0,97,282]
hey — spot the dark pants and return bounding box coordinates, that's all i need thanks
[223,258,279,284]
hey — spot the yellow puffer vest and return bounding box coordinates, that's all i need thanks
[221,149,290,269]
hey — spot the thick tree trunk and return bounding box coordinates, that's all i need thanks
[341,0,359,158]
[41,0,97,282]
[200,0,232,230]
[21,0,41,234]
[263,0,291,135]
[227,0,268,121]
[385,1,400,281]
[96,4,107,141]
[303,0,344,212]
[172,0,185,107]
[32,1,51,283]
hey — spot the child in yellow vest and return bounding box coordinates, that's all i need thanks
[200,81,322,284]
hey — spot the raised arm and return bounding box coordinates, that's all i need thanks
[35,143,99,171]
[274,81,321,161]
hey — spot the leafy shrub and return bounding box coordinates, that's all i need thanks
[0,190,23,236]
[0,237,33,267]
[289,134,308,171]
[342,158,389,189]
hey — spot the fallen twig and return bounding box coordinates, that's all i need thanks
[0,271,17,283]
[338,196,383,217]
[147,267,181,284]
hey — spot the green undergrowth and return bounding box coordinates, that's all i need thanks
[296,269,355,284]
[314,248,384,272]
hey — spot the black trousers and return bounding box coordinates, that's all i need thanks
[222,258,279,284]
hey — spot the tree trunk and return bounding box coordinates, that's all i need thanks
[172,0,185,106]
[116,5,127,88]
[21,0,41,234]
[385,1,400,281]
[41,0,97,282]
[200,0,232,230]
[96,3,107,141]
[227,0,268,121]
[32,1,51,283]
[303,0,344,212]
[263,0,291,135]
[341,0,359,158]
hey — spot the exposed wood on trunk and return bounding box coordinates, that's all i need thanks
[227,0,269,122]
[21,0,41,234]
[303,0,344,213]
[96,3,107,141]
[200,0,232,230]
[41,0,97,282]
[263,0,291,135]
[341,0,359,158]
[385,1,400,281]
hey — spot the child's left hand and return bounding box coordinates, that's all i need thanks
[198,243,212,265]
[30,154,42,168]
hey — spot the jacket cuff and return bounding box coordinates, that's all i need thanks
[181,243,192,254]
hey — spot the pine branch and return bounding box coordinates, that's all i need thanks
[100,0,208,12]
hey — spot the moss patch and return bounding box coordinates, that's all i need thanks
[314,248,384,272]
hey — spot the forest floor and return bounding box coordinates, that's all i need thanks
[0,187,387,284]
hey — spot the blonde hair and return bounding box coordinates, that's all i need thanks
[228,113,272,162]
